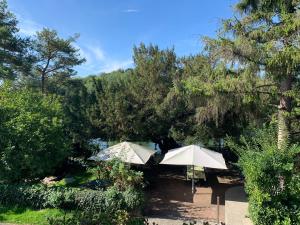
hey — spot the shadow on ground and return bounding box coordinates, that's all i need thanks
[143,165,242,222]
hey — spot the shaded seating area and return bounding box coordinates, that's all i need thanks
[186,165,206,182]
[89,142,240,223]
[143,164,242,223]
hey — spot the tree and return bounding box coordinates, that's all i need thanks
[0,0,32,80]
[89,69,139,141]
[57,78,96,156]
[185,0,300,149]
[0,82,70,182]
[33,28,85,93]
[89,45,192,153]
[228,127,300,225]
[181,54,274,146]
[130,44,183,152]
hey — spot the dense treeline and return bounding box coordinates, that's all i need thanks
[0,0,300,223]
[1,0,300,179]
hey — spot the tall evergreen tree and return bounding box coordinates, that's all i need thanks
[185,0,300,149]
[32,28,85,93]
[0,0,32,80]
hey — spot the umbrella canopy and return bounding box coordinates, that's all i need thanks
[160,144,227,193]
[160,144,227,169]
[89,141,156,164]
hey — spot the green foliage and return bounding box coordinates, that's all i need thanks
[47,210,146,225]
[47,211,112,225]
[54,167,98,187]
[0,183,144,214]
[122,186,144,210]
[182,0,300,146]
[96,159,144,190]
[0,0,32,80]
[0,82,70,182]
[74,186,141,213]
[0,184,75,209]
[130,44,189,149]
[228,127,300,225]
[88,70,138,141]
[32,28,85,92]
[45,78,97,158]
[0,205,68,225]
[89,44,192,151]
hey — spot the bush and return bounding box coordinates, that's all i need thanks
[0,183,144,213]
[123,187,145,210]
[96,159,144,190]
[0,184,76,209]
[228,127,300,225]
[48,210,141,225]
[0,83,70,182]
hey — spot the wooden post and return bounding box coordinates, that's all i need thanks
[192,165,195,193]
[217,196,220,224]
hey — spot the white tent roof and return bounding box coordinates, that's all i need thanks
[88,141,156,164]
[160,145,227,169]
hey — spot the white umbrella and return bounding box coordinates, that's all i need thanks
[160,145,227,193]
[88,141,156,165]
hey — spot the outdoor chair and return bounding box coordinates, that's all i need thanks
[186,165,206,182]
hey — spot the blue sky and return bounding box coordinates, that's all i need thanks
[8,0,238,76]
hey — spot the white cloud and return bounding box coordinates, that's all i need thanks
[14,13,43,36]
[122,9,139,13]
[76,43,133,75]
[88,46,105,61]
[12,13,131,75]
[99,59,133,73]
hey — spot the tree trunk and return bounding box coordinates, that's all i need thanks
[41,73,45,93]
[41,57,51,94]
[277,75,292,150]
[153,137,180,155]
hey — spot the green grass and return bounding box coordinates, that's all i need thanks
[54,168,98,187]
[0,205,70,225]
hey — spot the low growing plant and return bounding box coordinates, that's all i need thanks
[47,210,145,225]
[0,183,144,214]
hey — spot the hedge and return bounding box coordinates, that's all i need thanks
[0,184,144,213]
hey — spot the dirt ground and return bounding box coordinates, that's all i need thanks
[143,165,241,223]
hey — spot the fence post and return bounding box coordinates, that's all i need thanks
[217,195,220,224]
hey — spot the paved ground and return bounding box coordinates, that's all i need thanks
[147,218,205,225]
[225,186,253,225]
[143,165,241,224]
[0,224,19,225]
[1,166,242,225]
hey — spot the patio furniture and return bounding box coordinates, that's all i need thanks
[186,165,206,182]
[160,145,227,193]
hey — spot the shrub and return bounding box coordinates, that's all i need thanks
[228,127,300,225]
[0,184,76,209]
[102,186,124,211]
[75,186,144,213]
[96,159,144,190]
[74,189,106,212]
[123,187,145,210]
[0,83,70,182]
[47,210,140,225]
[0,183,144,213]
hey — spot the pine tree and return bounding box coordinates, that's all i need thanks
[33,28,85,93]
[185,0,300,149]
[0,0,32,80]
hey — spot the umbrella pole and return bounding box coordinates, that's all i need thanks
[192,165,195,194]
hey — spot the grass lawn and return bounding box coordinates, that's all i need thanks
[0,205,69,225]
[54,167,98,187]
